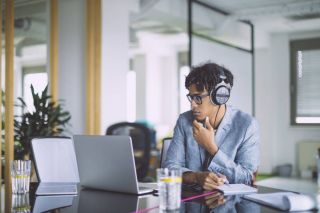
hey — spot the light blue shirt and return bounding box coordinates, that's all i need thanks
[164,105,260,185]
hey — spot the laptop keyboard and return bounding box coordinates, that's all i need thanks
[37,184,77,195]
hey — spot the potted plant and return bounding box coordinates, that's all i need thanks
[14,84,71,159]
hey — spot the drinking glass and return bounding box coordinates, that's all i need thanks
[10,160,32,194]
[157,168,182,210]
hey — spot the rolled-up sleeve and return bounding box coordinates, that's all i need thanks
[163,115,191,173]
[208,119,260,185]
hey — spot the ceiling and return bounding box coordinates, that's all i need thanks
[6,0,320,49]
[1,0,47,49]
[200,0,320,32]
[130,0,320,48]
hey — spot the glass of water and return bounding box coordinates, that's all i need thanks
[10,160,32,194]
[157,168,182,210]
[12,193,30,213]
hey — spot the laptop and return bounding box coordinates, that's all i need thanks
[31,137,80,195]
[73,135,154,195]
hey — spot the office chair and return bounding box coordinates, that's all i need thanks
[160,137,172,168]
[106,122,151,182]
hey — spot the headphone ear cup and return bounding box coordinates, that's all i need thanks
[209,89,217,105]
[215,86,230,105]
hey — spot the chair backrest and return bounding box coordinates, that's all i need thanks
[160,137,172,168]
[106,122,151,181]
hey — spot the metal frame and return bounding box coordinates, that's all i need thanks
[187,0,255,116]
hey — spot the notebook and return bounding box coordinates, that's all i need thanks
[73,135,154,195]
[244,192,316,211]
[217,184,257,195]
[31,137,80,195]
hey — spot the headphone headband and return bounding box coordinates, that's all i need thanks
[218,67,227,80]
[209,66,231,105]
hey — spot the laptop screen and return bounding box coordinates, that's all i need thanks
[32,138,80,183]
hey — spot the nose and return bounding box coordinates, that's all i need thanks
[191,100,198,108]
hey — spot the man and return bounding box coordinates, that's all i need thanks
[164,62,260,191]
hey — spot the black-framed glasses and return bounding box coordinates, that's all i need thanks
[186,93,209,105]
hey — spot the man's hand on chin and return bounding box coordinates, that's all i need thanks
[192,117,218,155]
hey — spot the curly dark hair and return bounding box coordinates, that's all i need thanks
[185,62,233,93]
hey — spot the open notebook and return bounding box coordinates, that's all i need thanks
[244,192,317,211]
[217,184,257,195]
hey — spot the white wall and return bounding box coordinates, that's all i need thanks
[134,55,147,119]
[255,31,320,175]
[58,0,86,134]
[101,0,129,133]
[57,0,130,135]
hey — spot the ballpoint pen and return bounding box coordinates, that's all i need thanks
[217,172,230,186]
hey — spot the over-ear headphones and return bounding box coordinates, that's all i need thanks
[209,67,231,105]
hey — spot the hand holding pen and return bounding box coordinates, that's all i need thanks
[217,172,230,186]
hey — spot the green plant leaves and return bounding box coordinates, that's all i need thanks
[14,84,71,158]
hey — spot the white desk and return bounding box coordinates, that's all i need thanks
[256,177,318,194]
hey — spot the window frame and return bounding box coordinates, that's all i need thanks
[290,37,320,126]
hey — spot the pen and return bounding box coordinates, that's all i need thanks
[217,172,230,186]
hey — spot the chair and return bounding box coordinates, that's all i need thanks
[160,137,172,168]
[106,122,151,181]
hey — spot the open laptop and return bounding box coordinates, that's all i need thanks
[73,135,154,195]
[31,137,80,195]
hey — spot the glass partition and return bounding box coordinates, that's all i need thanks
[14,0,49,110]
[129,0,189,139]
[190,1,254,115]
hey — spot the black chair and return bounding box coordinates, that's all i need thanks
[106,122,151,182]
[160,137,172,168]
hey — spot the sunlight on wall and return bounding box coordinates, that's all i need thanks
[127,70,136,122]
[179,66,190,113]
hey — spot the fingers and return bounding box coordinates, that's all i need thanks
[208,173,225,184]
[218,173,227,180]
[204,192,220,200]
[202,173,224,190]
[203,183,219,191]
[205,116,213,131]
[192,120,202,129]
[216,173,229,185]
[206,195,226,208]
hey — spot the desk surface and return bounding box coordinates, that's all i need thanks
[7,184,318,213]
[256,177,319,194]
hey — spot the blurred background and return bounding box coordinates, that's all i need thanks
[2,0,320,182]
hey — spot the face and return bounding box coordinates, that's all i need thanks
[187,84,218,122]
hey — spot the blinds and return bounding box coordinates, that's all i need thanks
[296,49,320,118]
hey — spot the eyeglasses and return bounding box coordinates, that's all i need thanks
[186,93,209,105]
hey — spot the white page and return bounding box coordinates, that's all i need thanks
[244,192,316,211]
[217,184,257,195]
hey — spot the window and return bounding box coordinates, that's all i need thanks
[23,66,48,112]
[290,38,320,125]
